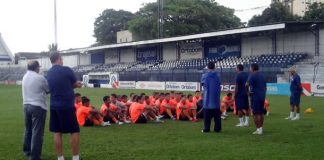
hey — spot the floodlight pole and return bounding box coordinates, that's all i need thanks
[54,0,58,46]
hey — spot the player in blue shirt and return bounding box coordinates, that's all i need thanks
[246,64,266,135]
[286,67,302,120]
[234,64,250,127]
[201,62,221,133]
[47,52,82,160]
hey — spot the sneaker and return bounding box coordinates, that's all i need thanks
[191,118,199,122]
[201,129,210,133]
[221,116,226,120]
[266,112,270,116]
[243,121,249,127]
[291,117,300,121]
[235,123,244,127]
[102,121,111,127]
[172,117,176,120]
[157,115,164,119]
[285,116,293,120]
[117,121,124,125]
[124,120,131,124]
[252,130,262,135]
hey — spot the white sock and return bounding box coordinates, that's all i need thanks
[239,117,244,124]
[290,112,294,118]
[72,155,79,160]
[259,127,263,132]
[245,116,249,123]
[296,113,300,118]
[58,156,64,160]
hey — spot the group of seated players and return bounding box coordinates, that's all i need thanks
[74,91,270,127]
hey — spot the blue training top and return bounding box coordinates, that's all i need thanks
[47,65,77,110]
[201,71,221,109]
[236,71,249,96]
[247,72,267,100]
[290,74,302,94]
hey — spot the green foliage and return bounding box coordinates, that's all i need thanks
[304,2,324,21]
[248,3,300,26]
[94,9,134,45]
[1,85,324,159]
[48,43,58,52]
[128,0,242,40]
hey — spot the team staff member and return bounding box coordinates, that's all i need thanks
[22,60,49,160]
[286,67,303,120]
[234,64,250,127]
[201,62,221,133]
[47,52,82,160]
[246,64,267,135]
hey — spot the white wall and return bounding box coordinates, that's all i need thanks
[38,57,51,69]
[120,48,134,63]
[277,31,315,55]
[62,55,78,68]
[320,28,324,56]
[241,36,272,57]
[79,54,90,65]
[163,43,177,61]
[105,49,119,64]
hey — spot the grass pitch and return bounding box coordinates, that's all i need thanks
[0,85,324,160]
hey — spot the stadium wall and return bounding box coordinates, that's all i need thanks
[277,31,315,55]
[320,29,324,56]
[120,48,135,63]
[241,36,272,56]
[105,49,119,64]
[163,43,177,60]
[62,55,78,67]
[79,54,90,65]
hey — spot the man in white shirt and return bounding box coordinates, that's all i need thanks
[22,60,49,160]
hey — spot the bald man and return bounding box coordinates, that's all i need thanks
[286,67,302,120]
[22,60,49,160]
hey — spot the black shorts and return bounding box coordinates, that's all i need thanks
[50,108,80,133]
[251,98,265,115]
[103,116,113,123]
[84,118,94,127]
[135,114,147,124]
[179,116,189,121]
[290,94,301,106]
[235,95,249,111]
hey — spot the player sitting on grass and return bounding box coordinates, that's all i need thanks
[161,93,176,120]
[144,96,164,119]
[130,95,163,124]
[176,95,198,122]
[155,93,165,115]
[221,93,235,118]
[100,96,124,125]
[77,96,110,127]
[74,93,82,111]
[110,94,131,123]
[192,90,202,104]
[186,94,198,121]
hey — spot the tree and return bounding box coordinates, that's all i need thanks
[128,0,242,40]
[304,2,324,21]
[48,43,58,52]
[248,3,300,26]
[94,9,134,44]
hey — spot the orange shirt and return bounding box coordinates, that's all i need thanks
[130,102,145,123]
[100,103,109,115]
[185,100,194,109]
[169,99,178,110]
[77,106,91,126]
[222,96,234,105]
[75,102,82,111]
[160,100,171,114]
[176,102,187,120]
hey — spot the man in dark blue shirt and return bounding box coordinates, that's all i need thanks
[47,52,82,160]
[286,67,302,120]
[234,64,250,127]
[201,62,221,133]
[246,64,266,135]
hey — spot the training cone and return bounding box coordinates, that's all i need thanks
[304,107,314,113]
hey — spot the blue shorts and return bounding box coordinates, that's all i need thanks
[235,95,249,111]
[50,108,80,133]
[290,94,301,106]
[251,98,265,115]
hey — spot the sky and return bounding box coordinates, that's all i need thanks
[0,0,271,54]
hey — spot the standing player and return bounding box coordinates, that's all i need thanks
[201,62,221,133]
[47,52,82,160]
[234,64,250,127]
[286,67,303,120]
[246,64,267,135]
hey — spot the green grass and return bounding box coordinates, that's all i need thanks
[0,85,324,160]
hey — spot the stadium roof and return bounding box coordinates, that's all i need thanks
[61,22,323,54]
[0,33,14,61]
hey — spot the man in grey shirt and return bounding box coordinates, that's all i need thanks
[22,60,49,160]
